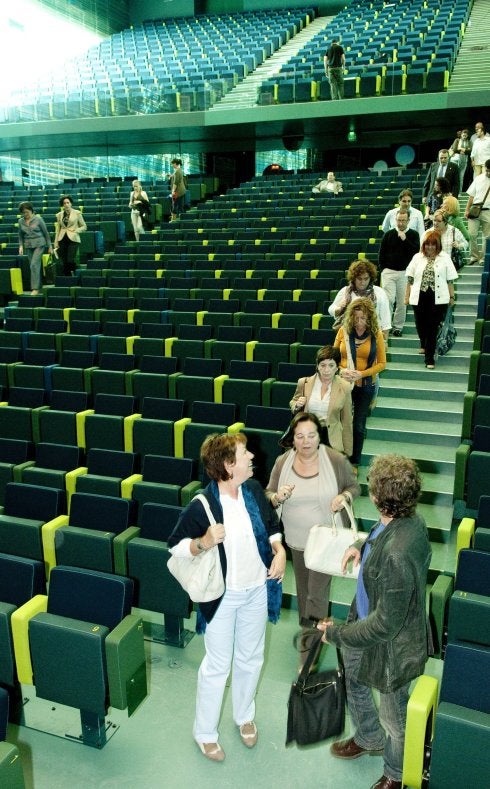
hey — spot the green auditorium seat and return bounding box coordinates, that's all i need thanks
[122,454,201,510]
[126,502,193,647]
[82,393,140,452]
[19,442,84,501]
[0,438,35,506]
[36,390,92,447]
[242,404,291,486]
[11,565,147,747]
[0,482,66,578]
[219,359,273,421]
[51,492,137,575]
[73,448,138,500]
[126,396,190,458]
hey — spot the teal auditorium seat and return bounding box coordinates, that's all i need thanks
[0,483,65,577]
[12,565,147,748]
[243,405,291,486]
[126,502,194,647]
[0,552,45,690]
[74,447,138,498]
[0,438,34,506]
[0,687,25,787]
[123,454,201,511]
[53,492,137,575]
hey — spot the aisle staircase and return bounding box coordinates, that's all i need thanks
[330,266,479,615]
[208,16,333,111]
[449,0,490,92]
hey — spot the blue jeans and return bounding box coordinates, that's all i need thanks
[343,645,410,781]
[351,383,375,465]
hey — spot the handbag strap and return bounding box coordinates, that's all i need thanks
[297,634,344,688]
[193,493,217,526]
[331,499,358,537]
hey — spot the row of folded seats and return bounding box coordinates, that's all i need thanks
[454,276,490,516]
[403,510,490,789]
[409,259,490,786]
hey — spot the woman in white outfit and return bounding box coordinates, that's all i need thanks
[128,180,149,241]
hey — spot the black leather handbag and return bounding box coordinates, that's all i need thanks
[286,634,345,746]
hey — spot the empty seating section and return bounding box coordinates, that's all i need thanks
[258,0,469,103]
[0,0,470,125]
[3,9,314,121]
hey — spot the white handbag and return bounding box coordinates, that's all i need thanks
[167,494,225,603]
[303,501,367,579]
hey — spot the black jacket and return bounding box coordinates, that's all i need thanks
[423,161,460,199]
[328,514,432,692]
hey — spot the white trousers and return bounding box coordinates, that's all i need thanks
[193,583,267,742]
[381,269,407,331]
[130,209,144,239]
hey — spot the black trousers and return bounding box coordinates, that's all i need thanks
[412,288,447,365]
[58,235,78,275]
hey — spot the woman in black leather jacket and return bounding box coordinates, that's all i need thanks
[319,454,432,789]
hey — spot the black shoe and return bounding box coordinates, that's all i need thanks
[390,329,402,337]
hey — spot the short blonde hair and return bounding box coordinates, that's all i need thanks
[442,195,460,217]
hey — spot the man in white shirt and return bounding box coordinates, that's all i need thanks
[464,159,490,264]
[470,124,490,177]
[381,189,425,238]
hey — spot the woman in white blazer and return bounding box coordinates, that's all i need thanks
[54,195,87,275]
[405,230,458,369]
[289,345,353,457]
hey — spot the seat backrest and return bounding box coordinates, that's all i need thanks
[139,355,178,374]
[276,361,312,382]
[0,552,45,607]
[99,352,135,371]
[35,442,83,471]
[228,360,270,380]
[178,324,213,340]
[47,565,133,629]
[23,348,57,366]
[282,300,317,315]
[258,327,296,344]
[0,438,33,464]
[141,397,185,421]
[245,404,291,431]
[87,448,137,477]
[477,495,490,528]
[302,328,334,346]
[4,482,65,521]
[69,492,133,535]
[207,299,240,313]
[8,387,46,408]
[94,393,136,416]
[473,425,490,452]
[440,642,490,712]
[182,357,222,377]
[455,549,490,596]
[142,454,194,485]
[139,502,183,542]
[192,400,236,424]
[60,350,96,368]
[216,325,253,342]
[50,389,89,412]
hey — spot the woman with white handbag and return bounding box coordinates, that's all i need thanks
[168,432,285,763]
[266,412,360,664]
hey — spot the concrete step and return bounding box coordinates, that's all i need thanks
[366,417,461,448]
[373,399,462,423]
[362,437,457,475]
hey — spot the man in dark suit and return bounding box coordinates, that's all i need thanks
[422,149,460,204]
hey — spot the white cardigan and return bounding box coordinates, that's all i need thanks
[406,251,458,306]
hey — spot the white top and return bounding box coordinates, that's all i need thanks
[470,135,490,166]
[307,375,332,422]
[220,490,266,590]
[328,284,392,332]
[406,251,458,306]
[382,206,425,238]
[467,173,490,207]
[423,225,468,254]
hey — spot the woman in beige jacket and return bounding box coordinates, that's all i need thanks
[289,345,353,457]
[54,195,87,275]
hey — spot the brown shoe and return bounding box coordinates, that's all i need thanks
[196,741,225,762]
[330,736,384,760]
[370,776,402,789]
[239,721,258,748]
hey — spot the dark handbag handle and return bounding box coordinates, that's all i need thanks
[296,633,344,691]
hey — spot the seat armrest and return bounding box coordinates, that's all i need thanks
[402,675,438,789]
[453,443,470,501]
[456,517,475,554]
[228,421,245,434]
[213,373,229,402]
[113,526,141,576]
[429,573,454,658]
[13,460,36,482]
[105,614,147,714]
[65,466,88,507]
[11,594,48,684]
[174,417,192,458]
[181,480,203,506]
[41,515,70,578]
[76,409,95,448]
[123,413,142,452]
[121,473,143,500]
